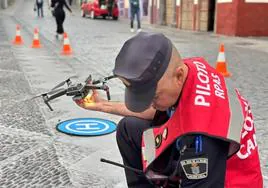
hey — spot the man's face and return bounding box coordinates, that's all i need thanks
[151,72,181,111]
[150,60,186,111]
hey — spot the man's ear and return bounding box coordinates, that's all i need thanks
[175,66,184,85]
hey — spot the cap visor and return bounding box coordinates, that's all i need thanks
[125,86,156,112]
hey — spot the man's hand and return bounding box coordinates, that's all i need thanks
[73,90,105,111]
[74,90,156,120]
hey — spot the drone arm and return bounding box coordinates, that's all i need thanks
[46,89,67,102]
[92,75,117,85]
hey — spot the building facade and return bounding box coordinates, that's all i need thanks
[148,0,268,36]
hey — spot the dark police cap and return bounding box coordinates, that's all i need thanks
[113,32,172,112]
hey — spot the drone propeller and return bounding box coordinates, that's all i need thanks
[50,75,78,91]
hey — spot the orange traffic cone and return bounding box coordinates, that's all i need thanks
[61,32,72,55]
[215,44,231,77]
[31,28,41,48]
[13,25,23,45]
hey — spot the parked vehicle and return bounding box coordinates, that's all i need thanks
[81,0,119,20]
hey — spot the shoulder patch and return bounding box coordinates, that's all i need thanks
[180,158,208,180]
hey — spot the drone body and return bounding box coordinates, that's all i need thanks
[32,75,115,111]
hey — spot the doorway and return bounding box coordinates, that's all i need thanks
[208,0,216,31]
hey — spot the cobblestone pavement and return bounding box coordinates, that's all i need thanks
[0,0,267,187]
[0,20,74,188]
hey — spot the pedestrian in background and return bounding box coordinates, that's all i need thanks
[129,0,141,33]
[107,0,114,17]
[51,0,72,40]
[34,0,44,17]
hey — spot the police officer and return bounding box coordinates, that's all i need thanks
[74,32,262,187]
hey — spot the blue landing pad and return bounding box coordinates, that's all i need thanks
[56,118,117,136]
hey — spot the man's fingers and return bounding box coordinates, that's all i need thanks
[74,98,85,105]
[74,96,96,109]
[92,89,98,96]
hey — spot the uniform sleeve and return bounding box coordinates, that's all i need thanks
[179,135,229,188]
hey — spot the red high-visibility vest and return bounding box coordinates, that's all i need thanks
[225,91,263,187]
[141,57,263,187]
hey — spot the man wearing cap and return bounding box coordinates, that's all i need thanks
[74,32,263,187]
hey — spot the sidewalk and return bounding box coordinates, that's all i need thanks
[0,15,75,187]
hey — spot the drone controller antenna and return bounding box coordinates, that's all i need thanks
[100,158,143,174]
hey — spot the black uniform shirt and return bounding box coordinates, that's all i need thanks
[150,110,229,188]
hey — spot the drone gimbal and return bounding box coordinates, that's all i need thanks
[37,75,116,111]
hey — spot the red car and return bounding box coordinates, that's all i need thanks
[81,0,119,20]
